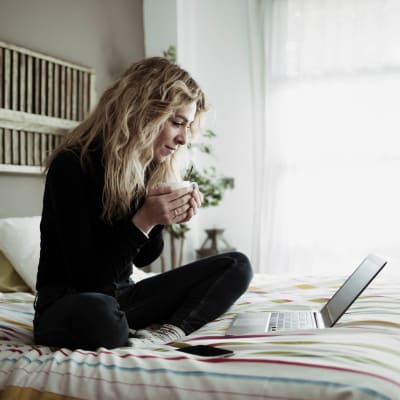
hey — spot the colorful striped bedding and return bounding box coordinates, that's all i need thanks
[1,273,399,400]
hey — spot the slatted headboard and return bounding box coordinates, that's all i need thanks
[0,41,96,174]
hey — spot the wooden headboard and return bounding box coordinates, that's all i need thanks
[0,41,96,175]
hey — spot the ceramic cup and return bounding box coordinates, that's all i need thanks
[158,181,197,190]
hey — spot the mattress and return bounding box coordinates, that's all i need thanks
[1,273,399,399]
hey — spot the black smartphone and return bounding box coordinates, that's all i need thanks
[176,345,234,358]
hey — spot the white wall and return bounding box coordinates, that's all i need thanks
[143,0,177,57]
[0,0,144,218]
[144,0,255,262]
[183,0,254,261]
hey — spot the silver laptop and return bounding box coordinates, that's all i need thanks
[227,254,386,335]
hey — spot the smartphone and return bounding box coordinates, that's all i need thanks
[176,345,234,358]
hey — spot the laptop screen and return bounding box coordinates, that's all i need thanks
[321,254,386,327]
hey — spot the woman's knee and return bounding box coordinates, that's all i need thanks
[223,251,254,290]
[230,251,253,276]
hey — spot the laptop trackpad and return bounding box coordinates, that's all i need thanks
[227,312,269,335]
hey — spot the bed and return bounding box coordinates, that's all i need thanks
[1,217,400,400]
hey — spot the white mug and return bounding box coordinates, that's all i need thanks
[158,181,197,190]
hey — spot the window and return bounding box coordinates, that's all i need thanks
[253,0,400,274]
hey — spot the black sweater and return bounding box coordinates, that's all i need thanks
[36,149,164,293]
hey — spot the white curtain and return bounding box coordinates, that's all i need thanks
[249,0,400,274]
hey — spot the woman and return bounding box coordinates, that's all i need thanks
[33,57,253,350]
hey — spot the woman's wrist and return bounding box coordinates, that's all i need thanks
[132,209,155,236]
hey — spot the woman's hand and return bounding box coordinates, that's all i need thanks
[132,184,202,235]
[179,183,202,223]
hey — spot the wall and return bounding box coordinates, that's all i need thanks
[0,0,144,217]
[143,0,255,262]
[181,0,254,261]
[143,0,177,57]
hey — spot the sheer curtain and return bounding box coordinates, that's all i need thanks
[249,0,400,274]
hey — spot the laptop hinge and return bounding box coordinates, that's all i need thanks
[314,311,325,328]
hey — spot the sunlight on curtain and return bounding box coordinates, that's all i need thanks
[252,0,400,274]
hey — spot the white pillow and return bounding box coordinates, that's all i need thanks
[0,216,154,292]
[0,216,41,292]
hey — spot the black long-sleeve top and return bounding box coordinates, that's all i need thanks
[36,149,164,293]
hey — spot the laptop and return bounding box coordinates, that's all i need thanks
[226,254,387,335]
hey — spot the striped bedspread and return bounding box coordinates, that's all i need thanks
[1,273,399,399]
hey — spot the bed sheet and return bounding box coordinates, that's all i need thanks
[1,273,399,400]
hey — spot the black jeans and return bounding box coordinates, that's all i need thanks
[33,252,253,350]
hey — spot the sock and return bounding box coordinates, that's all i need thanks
[129,324,186,348]
[128,328,137,337]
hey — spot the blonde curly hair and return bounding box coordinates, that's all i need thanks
[45,57,207,222]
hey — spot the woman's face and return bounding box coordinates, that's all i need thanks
[153,102,197,164]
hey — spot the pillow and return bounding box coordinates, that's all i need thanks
[0,250,31,292]
[0,216,41,292]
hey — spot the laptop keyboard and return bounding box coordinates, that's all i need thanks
[268,311,316,331]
